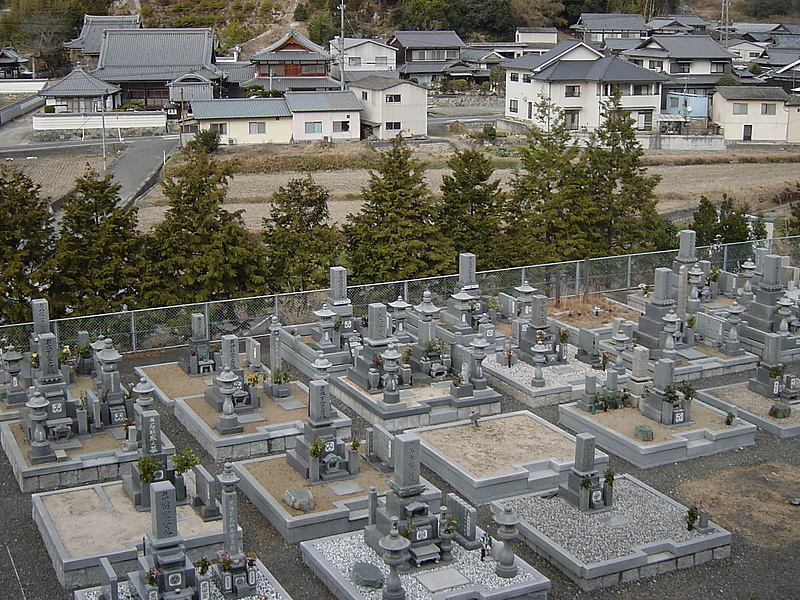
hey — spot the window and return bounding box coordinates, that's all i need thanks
[510,72,519,82]
[565,85,580,97]
[761,103,776,115]
[630,59,643,67]
[305,121,323,133]
[637,110,653,130]
[386,94,401,103]
[375,56,388,66]
[333,120,350,132]
[564,110,579,130]
[411,49,452,61]
[361,91,368,101]
[711,62,726,73]
[676,62,691,73]
[509,99,518,113]
[248,122,266,135]
[602,83,620,96]
[522,74,531,83]
[349,56,361,66]
[385,122,401,130]
[632,84,650,96]
[748,51,761,59]
[649,60,663,70]
[733,103,748,115]
[209,123,227,135]
[668,96,679,109]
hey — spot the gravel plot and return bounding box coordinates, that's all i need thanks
[485,345,604,388]
[2,350,799,600]
[505,478,707,564]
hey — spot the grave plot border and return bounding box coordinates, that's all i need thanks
[698,387,800,439]
[558,402,757,469]
[410,411,608,506]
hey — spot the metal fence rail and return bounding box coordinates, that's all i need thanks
[0,236,789,354]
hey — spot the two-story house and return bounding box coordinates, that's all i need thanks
[284,90,362,142]
[623,34,736,98]
[570,13,648,44]
[64,14,142,69]
[646,15,709,35]
[387,30,472,87]
[329,37,397,82]
[711,86,791,141]
[247,28,340,92]
[349,75,427,139]
[0,46,31,79]
[504,39,666,131]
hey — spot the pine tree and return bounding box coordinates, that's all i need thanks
[143,146,267,306]
[691,196,720,246]
[0,167,54,323]
[344,137,453,283]
[438,148,506,269]
[717,195,752,244]
[48,168,142,316]
[507,96,599,264]
[581,91,663,256]
[750,214,768,241]
[263,175,343,292]
[787,202,800,236]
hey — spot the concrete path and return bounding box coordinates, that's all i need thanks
[104,135,179,208]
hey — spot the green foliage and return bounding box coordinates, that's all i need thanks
[787,200,800,236]
[0,167,54,324]
[691,196,720,246]
[293,2,309,20]
[48,168,142,316]
[743,0,793,18]
[138,454,161,483]
[172,446,199,474]
[307,10,335,45]
[691,195,752,246]
[438,148,506,268]
[747,62,762,76]
[345,136,454,283]
[751,214,768,241]
[715,76,740,86]
[262,175,343,292]
[192,129,220,153]
[142,146,267,306]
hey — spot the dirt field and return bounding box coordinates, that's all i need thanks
[136,161,800,232]
[5,154,107,200]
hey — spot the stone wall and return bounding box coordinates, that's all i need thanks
[32,127,164,142]
[428,94,504,108]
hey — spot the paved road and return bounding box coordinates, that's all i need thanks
[105,135,179,207]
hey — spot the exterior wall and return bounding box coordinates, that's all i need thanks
[726,41,765,65]
[200,116,293,144]
[353,82,427,139]
[0,79,48,93]
[44,94,117,113]
[290,109,361,142]
[711,94,789,141]
[516,31,559,45]
[332,41,396,71]
[32,111,165,130]
[788,105,800,143]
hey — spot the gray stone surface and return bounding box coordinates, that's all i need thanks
[283,489,315,512]
[350,562,383,589]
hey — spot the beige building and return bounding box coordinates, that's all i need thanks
[711,86,791,141]
[349,76,427,139]
[191,98,293,145]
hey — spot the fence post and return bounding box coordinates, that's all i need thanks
[130,311,137,352]
[53,320,59,346]
[404,280,409,302]
[574,261,581,296]
[723,244,729,272]
[626,255,632,290]
[204,302,211,339]
[273,294,280,320]
[521,266,526,285]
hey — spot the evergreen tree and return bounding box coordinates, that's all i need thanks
[438,148,506,268]
[787,202,800,236]
[751,214,768,241]
[717,195,752,244]
[581,92,663,256]
[0,167,54,323]
[263,175,343,292]
[507,95,598,265]
[691,196,720,246]
[344,136,453,283]
[143,146,267,306]
[49,168,142,316]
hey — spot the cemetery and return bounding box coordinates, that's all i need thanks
[1,236,800,600]
[411,411,609,505]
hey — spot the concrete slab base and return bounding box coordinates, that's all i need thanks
[698,387,800,439]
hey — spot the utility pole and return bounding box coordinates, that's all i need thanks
[721,0,731,46]
[339,3,346,90]
[100,93,107,170]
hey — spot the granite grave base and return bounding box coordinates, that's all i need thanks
[558,402,757,469]
[698,387,800,439]
[498,475,732,591]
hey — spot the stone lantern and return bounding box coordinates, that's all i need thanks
[381,343,402,404]
[494,505,521,578]
[388,296,412,342]
[470,333,490,391]
[133,376,155,409]
[723,301,744,355]
[379,516,410,600]
[531,340,548,388]
[611,329,629,375]
[215,367,242,434]
[514,280,536,320]
[98,338,122,372]
[740,258,756,304]
[313,303,338,351]
[451,287,475,334]
[661,309,681,361]
[687,263,704,315]
[776,294,794,335]
[26,391,55,463]
[3,345,25,405]
[414,290,441,349]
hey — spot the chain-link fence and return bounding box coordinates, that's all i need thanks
[2,236,797,354]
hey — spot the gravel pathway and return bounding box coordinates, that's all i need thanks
[1,351,799,600]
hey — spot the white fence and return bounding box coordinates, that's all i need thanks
[32,111,167,131]
[0,79,49,94]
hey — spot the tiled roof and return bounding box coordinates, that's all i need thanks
[251,28,331,61]
[190,98,291,119]
[63,15,142,54]
[240,75,341,91]
[397,60,472,74]
[624,35,733,60]
[217,62,256,84]
[516,27,557,33]
[39,68,120,97]
[0,46,28,64]
[284,90,363,112]
[572,13,648,32]
[715,85,790,100]
[389,30,466,49]
[668,14,709,26]
[535,56,667,83]
[349,74,420,91]
[92,65,223,82]
[502,39,595,70]
[97,28,216,69]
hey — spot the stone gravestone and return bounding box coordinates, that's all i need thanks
[191,313,208,341]
[558,433,603,511]
[366,303,390,344]
[192,464,222,521]
[531,296,548,329]
[675,229,696,265]
[457,253,479,294]
[329,266,349,306]
[31,298,51,335]
[574,433,595,473]
[138,409,163,456]
[389,432,423,496]
[365,424,394,473]
[220,335,239,371]
[308,378,332,425]
[445,493,480,549]
[244,337,261,371]
[151,480,180,543]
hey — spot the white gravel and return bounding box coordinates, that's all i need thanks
[312,531,536,600]
[486,345,604,388]
[505,477,711,565]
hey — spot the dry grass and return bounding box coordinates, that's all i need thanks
[550,295,642,329]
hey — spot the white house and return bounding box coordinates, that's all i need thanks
[711,86,791,142]
[503,39,666,131]
[329,37,396,72]
[284,90,362,142]
[724,39,768,66]
[349,75,427,139]
[190,98,293,145]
